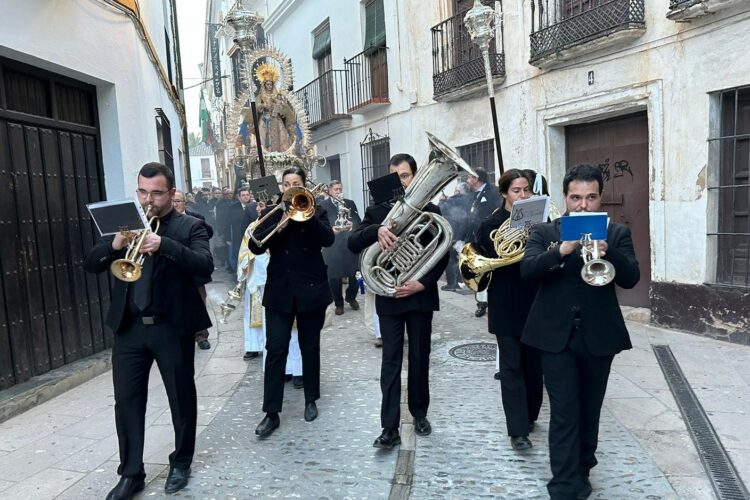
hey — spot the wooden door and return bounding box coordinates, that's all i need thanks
[566,112,651,307]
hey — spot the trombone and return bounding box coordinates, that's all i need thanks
[250,183,325,246]
[110,204,160,282]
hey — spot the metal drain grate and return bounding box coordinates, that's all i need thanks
[652,345,750,500]
[448,342,496,362]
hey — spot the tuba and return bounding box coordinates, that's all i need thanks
[459,199,562,292]
[360,133,476,296]
[111,204,160,282]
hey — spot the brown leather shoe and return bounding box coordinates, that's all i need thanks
[335,306,344,315]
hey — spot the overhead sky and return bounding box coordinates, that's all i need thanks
[175,0,208,138]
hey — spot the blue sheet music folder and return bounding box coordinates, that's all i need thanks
[560,213,608,241]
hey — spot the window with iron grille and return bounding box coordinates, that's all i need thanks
[709,86,750,287]
[360,132,391,205]
[200,158,211,178]
[155,108,174,173]
[458,139,496,185]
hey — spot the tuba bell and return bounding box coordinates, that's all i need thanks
[111,204,160,282]
[360,133,476,296]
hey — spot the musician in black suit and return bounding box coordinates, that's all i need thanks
[474,169,543,452]
[248,167,335,438]
[348,154,449,450]
[84,163,213,499]
[462,167,502,317]
[319,180,362,315]
[520,164,640,500]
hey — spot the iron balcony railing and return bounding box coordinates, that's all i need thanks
[344,46,389,112]
[295,69,349,129]
[431,5,505,98]
[529,0,645,63]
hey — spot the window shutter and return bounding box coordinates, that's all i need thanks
[363,0,386,54]
[312,24,331,60]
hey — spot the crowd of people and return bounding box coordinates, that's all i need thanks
[85,157,639,500]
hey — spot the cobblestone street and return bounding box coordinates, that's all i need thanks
[0,273,748,499]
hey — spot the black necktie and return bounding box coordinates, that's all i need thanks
[132,254,153,313]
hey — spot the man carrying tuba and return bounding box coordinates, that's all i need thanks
[348,153,449,450]
[84,163,213,498]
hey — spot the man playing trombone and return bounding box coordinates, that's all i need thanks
[84,163,213,499]
[520,164,639,500]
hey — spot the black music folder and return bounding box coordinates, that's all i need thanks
[367,172,404,205]
[86,198,149,236]
[246,175,281,203]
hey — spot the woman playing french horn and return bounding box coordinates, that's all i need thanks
[472,169,544,452]
[248,167,335,438]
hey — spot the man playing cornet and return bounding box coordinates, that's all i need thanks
[520,164,639,500]
[84,163,213,499]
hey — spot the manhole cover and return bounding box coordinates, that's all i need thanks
[449,342,496,362]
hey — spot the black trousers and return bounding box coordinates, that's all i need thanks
[379,311,433,429]
[329,276,358,307]
[112,322,197,478]
[496,335,544,436]
[540,324,614,499]
[263,307,325,413]
[445,247,459,287]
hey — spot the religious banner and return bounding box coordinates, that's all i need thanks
[209,23,223,97]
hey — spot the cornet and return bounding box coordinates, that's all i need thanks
[111,204,160,282]
[580,233,615,286]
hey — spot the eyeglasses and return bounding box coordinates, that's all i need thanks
[136,189,169,199]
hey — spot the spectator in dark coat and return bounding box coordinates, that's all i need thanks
[225,186,258,272]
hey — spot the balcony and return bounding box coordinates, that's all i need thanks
[667,0,749,21]
[344,46,390,113]
[529,0,645,68]
[431,6,506,101]
[295,70,351,130]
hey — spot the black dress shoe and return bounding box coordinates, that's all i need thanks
[106,477,144,500]
[197,339,211,350]
[441,284,458,291]
[335,306,344,315]
[475,302,488,317]
[292,376,304,389]
[346,299,360,310]
[528,421,536,433]
[373,428,401,449]
[510,435,532,450]
[243,351,259,360]
[414,417,432,436]
[577,476,592,499]
[304,401,318,422]
[494,371,502,380]
[164,466,190,494]
[255,413,280,438]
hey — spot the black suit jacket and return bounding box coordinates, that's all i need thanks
[465,183,502,242]
[83,209,213,336]
[476,207,537,337]
[319,197,362,279]
[184,209,214,287]
[520,219,640,356]
[248,203,335,314]
[348,201,449,315]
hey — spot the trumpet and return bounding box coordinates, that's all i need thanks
[110,204,160,282]
[580,233,615,286]
[250,183,325,246]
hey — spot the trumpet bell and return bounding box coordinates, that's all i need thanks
[111,259,142,282]
[581,259,616,287]
[458,244,493,293]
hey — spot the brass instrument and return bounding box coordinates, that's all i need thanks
[580,233,615,286]
[250,183,324,246]
[110,204,160,282]
[360,132,476,296]
[459,200,562,292]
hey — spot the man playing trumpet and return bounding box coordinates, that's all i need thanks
[84,163,213,499]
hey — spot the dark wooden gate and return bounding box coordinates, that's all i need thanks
[566,112,651,307]
[0,57,110,390]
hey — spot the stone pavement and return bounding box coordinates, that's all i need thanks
[0,271,748,499]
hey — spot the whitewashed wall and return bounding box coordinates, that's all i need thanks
[0,0,186,198]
